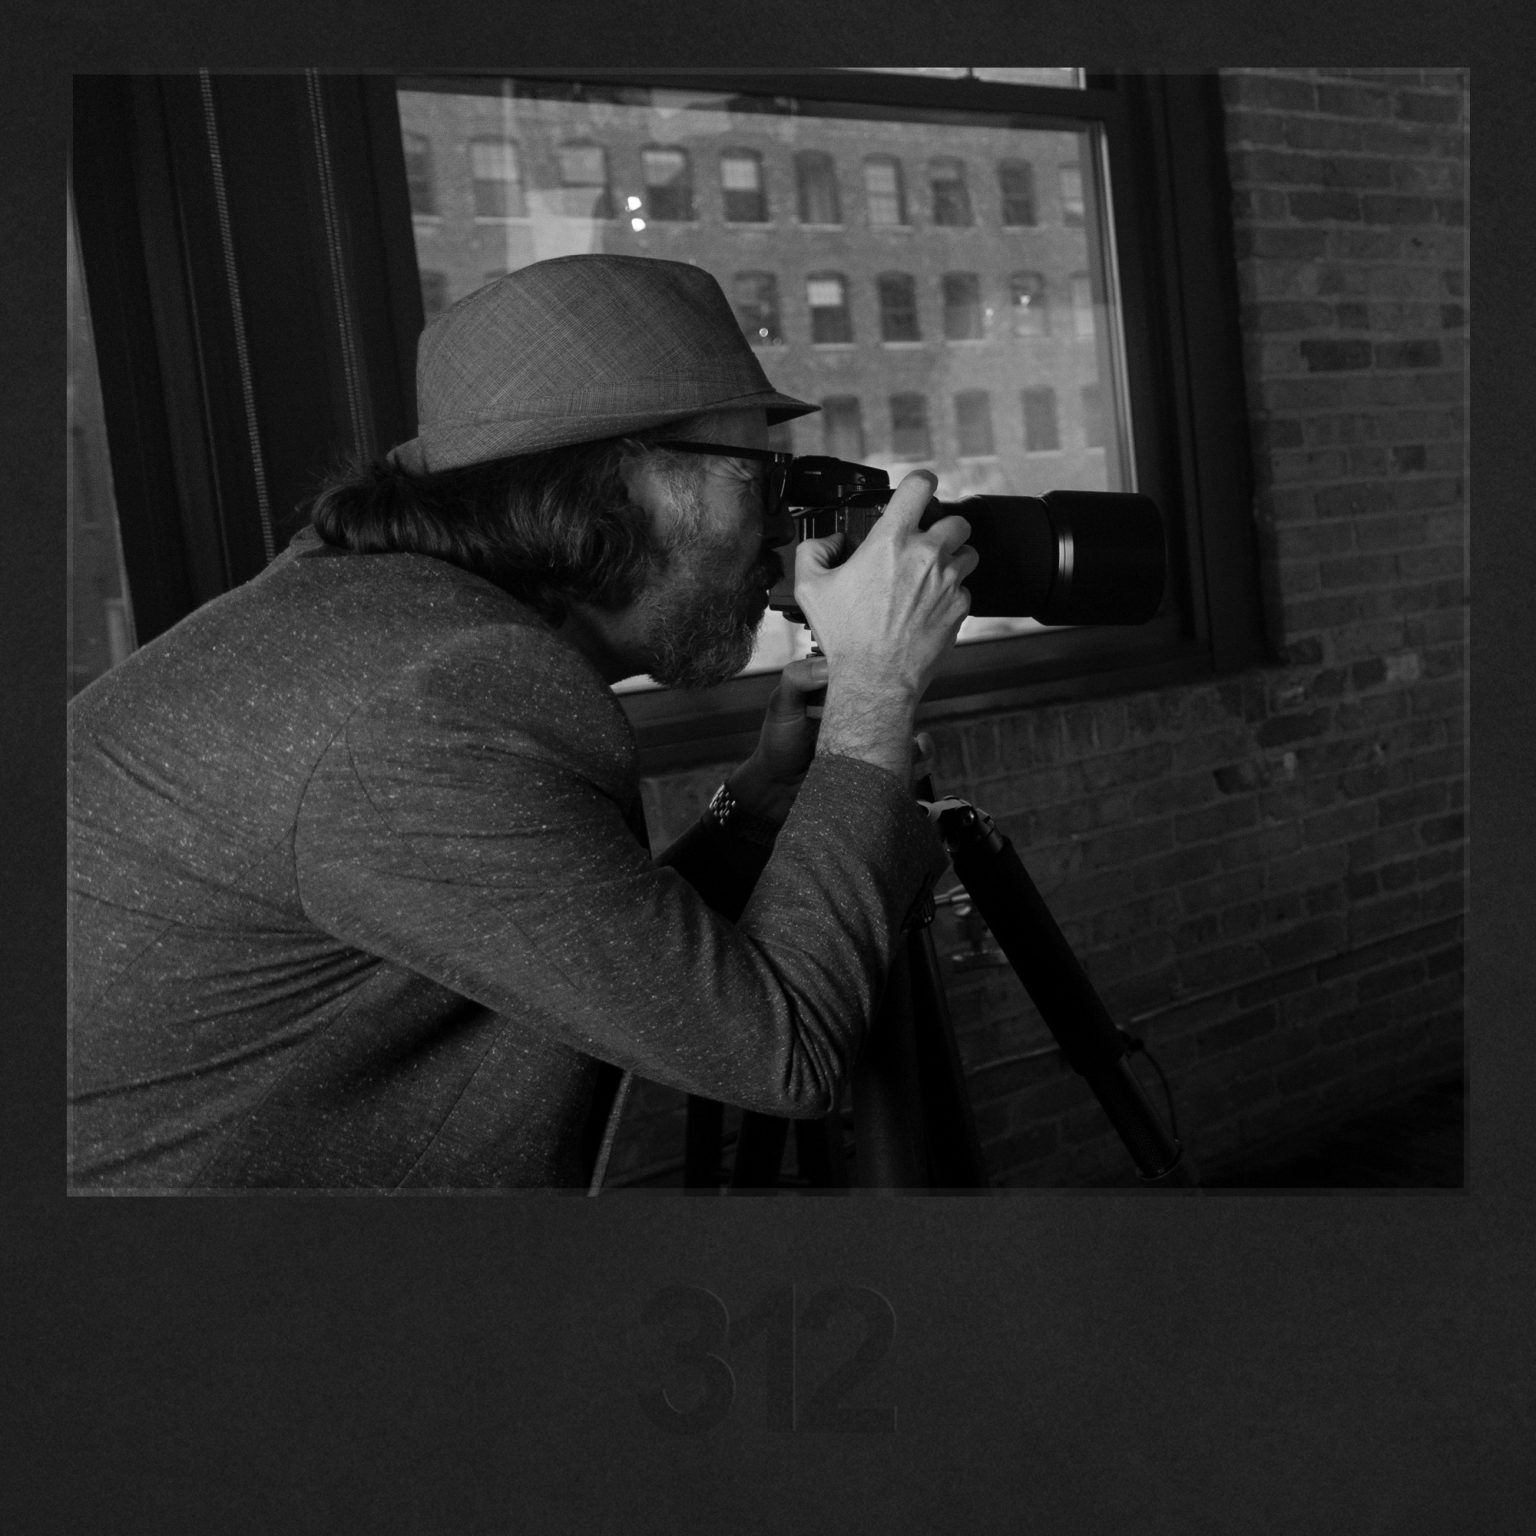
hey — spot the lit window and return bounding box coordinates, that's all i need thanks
[1060,164,1085,226]
[642,147,694,221]
[1009,271,1048,336]
[822,396,866,460]
[929,158,973,226]
[1021,387,1061,452]
[876,272,921,342]
[732,271,783,345]
[470,138,524,218]
[997,159,1036,226]
[942,272,984,340]
[796,151,842,224]
[806,272,853,344]
[558,141,613,219]
[402,132,436,216]
[890,393,932,459]
[863,156,908,225]
[721,151,768,222]
[1071,271,1095,338]
[955,390,995,457]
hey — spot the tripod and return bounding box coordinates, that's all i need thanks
[684,783,1197,1192]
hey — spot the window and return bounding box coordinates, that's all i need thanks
[941,272,984,340]
[1022,387,1061,452]
[402,132,436,216]
[1081,383,1106,448]
[822,396,866,460]
[642,147,694,221]
[732,272,783,345]
[955,391,995,458]
[876,272,921,342]
[1071,272,1096,338]
[863,156,908,226]
[470,137,524,218]
[890,393,932,459]
[720,150,768,222]
[796,151,841,224]
[557,141,613,219]
[420,269,449,318]
[929,158,973,225]
[71,73,1261,772]
[1060,164,1085,226]
[1009,271,1048,336]
[997,159,1036,225]
[806,272,853,344]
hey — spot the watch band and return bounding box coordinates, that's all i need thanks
[705,782,781,848]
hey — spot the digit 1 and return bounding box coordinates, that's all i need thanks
[728,1283,796,1432]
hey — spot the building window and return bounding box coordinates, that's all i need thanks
[806,272,853,344]
[942,272,984,340]
[1021,387,1061,452]
[721,150,768,223]
[796,151,842,224]
[470,138,524,218]
[557,141,613,219]
[929,158,973,226]
[1081,383,1106,448]
[997,159,1036,226]
[955,390,995,458]
[402,132,436,216]
[863,155,908,226]
[732,271,783,346]
[890,393,932,459]
[642,147,694,221]
[420,269,449,318]
[1060,164,1085,226]
[876,272,921,342]
[1071,272,1096,338]
[822,396,866,460]
[1009,271,1048,336]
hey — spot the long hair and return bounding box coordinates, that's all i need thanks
[307,423,710,625]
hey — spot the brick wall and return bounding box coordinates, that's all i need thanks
[607,68,1468,1188]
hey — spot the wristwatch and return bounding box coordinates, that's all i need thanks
[705,782,781,848]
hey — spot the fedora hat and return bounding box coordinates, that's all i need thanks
[386,254,818,473]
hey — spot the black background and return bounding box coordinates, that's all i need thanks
[9,5,1532,1531]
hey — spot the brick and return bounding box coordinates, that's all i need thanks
[1313,481,1388,519]
[1224,73,1318,113]
[1300,338,1373,372]
[1303,800,1379,845]
[1237,226,1331,261]
[1180,865,1269,917]
[1290,190,1363,222]
[1221,821,1305,870]
[1255,709,1332,749]
[1267,844,1350,893]
[1262,913,1349,971]
[1316,82,1393,118]
[1319,552,1398,589]
[1374,339,1442,369]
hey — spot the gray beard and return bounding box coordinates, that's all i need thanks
[641,553,777,691]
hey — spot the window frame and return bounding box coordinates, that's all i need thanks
[74,69,1262,774]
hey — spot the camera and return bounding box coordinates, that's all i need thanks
[766,456,1167,627]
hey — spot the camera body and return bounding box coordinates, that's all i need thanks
[767,456,1167,627]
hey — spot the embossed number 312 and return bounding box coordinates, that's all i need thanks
[637,1284,896,1434]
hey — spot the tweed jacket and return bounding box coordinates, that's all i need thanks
[67,531,947,1189]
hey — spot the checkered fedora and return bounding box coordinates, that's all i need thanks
[386,255,818,473]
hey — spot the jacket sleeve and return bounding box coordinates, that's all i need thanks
[294,628,948,1118]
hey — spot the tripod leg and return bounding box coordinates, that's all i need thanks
[684,1095,724,1191]
[794,1112,850,1187]
[905,928,989,1188]
[850,946,932,1190]
[729,1112,791,1190]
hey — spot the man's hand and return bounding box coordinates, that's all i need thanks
[725,654,830,825]
[792,470,977,785]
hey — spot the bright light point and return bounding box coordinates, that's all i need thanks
[626,195,642,211]
[630,217,647,231]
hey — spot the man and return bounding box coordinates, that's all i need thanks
[68,254,976,1190]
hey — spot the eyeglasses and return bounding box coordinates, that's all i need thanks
[659,439,795,518]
